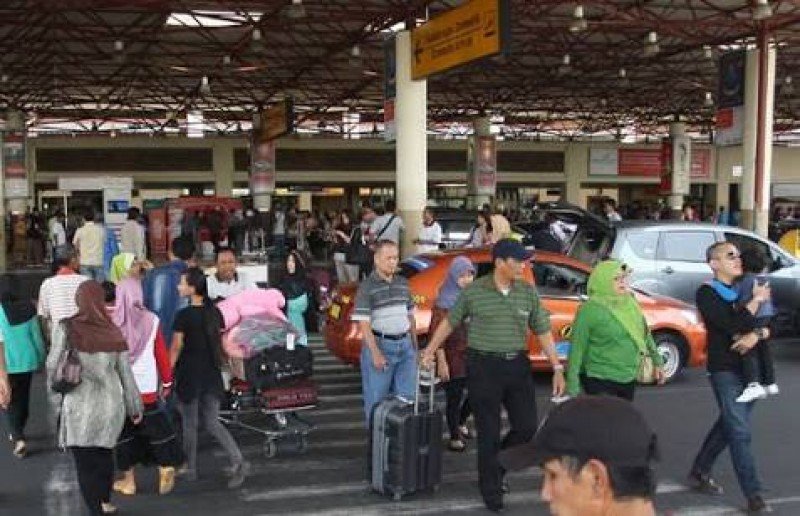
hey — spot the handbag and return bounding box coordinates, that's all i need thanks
[51,335,82,394]
[636,353,657,384]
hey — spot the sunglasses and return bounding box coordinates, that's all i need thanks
[721,251,741,261]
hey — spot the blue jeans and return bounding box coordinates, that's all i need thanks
[80,265,105,283]
[692,371,762,498]
[360,335,417,425]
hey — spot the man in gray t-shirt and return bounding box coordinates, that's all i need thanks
[369,199,405,245]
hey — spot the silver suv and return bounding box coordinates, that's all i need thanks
[545,204,800,338]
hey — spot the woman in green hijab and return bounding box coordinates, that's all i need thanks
[565,260,665,400]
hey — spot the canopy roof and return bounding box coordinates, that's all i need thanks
[0,1,798,140]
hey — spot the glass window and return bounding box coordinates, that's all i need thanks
[532,262,588,297]
[621,231,659,260]
[658,231,716,262]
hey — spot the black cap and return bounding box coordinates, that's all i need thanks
[501,396,659,471]
[492,238,533,262]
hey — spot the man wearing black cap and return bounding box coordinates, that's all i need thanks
[422,238,565,512]
[502,396,659,516]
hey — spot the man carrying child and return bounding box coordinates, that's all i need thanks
[688,241,773,515]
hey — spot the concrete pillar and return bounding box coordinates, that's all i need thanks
[467,117,492,209]
[741,42,776,234]
[668,122,688,218]
[213,140,235,197]
[563,144,586,206]
[394,30,427,258]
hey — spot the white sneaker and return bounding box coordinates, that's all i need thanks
[736,383,767,403]
[765,383,780,396]
[551,395,571,404]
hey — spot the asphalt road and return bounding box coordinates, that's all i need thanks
[1,336,799,516]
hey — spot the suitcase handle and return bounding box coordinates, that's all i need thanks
[413,366,436,415]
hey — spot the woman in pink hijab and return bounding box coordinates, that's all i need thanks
[111,278,181,497]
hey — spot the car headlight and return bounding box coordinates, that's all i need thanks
[679,308,700,326]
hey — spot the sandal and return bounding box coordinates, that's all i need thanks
[448,439,467,452]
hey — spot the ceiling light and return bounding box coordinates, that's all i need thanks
[0,74,8,83]
[704,91,714,107]
[558,54,571,76]
[252,28,262,42]
[644,31,660,57]
[349,45,362,67]
[703,45,714,59]
[752,0,773,21]
[618,68,630,87]
[222,55,232,67]
[284,0,306,20]
[114,40,124,52]
[569,5,588,33]
[200,75,211,95]
[783,76,794,94]
[250,28,265,53]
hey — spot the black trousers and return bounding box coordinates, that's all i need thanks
[71,446,113,516]
[115,403,182,471]
[580,374,636,401]
[443,378,471,440]
[741,340,776,386]
[3,372,32,441]
[466,351,537,506]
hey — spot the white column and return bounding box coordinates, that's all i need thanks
[668,122,688,217]
[741,43,776,235]
[563,144,586,206]
[213,140,235,197]
[468,117,492,209]
[395,30,427,258]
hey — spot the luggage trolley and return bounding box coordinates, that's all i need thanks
[219,377,317,458]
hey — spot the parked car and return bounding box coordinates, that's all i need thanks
[543,202,800,338]
[324,247,706,382]
[431,208,478,249]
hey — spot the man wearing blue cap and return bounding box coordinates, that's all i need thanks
[422,238,565,512]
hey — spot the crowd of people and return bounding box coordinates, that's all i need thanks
[0,196,781,515]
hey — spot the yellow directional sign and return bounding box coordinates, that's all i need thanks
[411,0,508,80]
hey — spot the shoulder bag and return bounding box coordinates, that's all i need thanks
[51,331,82,394]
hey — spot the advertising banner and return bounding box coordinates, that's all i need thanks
[716,50,746,146]
[384,36,397,143]
[250,139,277,195]
[2,132,28,198]
[467,136,497,196]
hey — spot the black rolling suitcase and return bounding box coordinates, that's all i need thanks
[368,369,443,501]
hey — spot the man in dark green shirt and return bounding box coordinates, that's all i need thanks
[422,239,565,512]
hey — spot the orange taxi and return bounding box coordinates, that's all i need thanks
[324,248,707,382]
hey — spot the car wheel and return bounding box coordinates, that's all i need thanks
[653,332,687,383]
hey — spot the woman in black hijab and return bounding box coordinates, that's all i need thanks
[278,251,319,344]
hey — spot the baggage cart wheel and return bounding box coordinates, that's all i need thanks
[297,434,308,453]
[264,439,278,458]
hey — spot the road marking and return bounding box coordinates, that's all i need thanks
[248,477,688,515]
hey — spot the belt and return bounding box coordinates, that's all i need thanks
[372,330,409,341]
[467,348,526,361]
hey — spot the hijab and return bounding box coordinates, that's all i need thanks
[436,256,476,310]
[112,278,157,362]
[279,250,310,301]
[586,260,648,351]
[0,276,37,326]
[65,281,128,353]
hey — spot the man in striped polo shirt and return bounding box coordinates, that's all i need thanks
[352,240,417,423]
[422,239,565,513]
[38,246,89,345]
